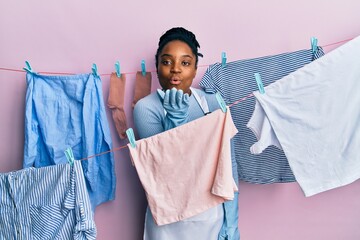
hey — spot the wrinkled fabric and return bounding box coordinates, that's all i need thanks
[144,204,224,240]
[134,88,240,239]
[108,72,128,139]
[128,107,238,226]
[200,47,325,184]
[132,71,152,108]
[247,36,360,197]
[0,161,96,239]
[24,72,115,209]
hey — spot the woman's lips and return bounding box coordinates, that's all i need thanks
[170,78,181,85]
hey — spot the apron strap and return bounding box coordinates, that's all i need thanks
[190,87,210,115]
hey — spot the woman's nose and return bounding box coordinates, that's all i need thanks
[171,62,182,73]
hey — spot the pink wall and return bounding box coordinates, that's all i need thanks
[1,0,360,239]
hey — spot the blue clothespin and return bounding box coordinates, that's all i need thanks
[221,52,227,67]
[23,61,36,74]
[64,147,75,166]
[115,61,121,77]
[254,73,265,94]
[126,128,136,148]
[215,92,227,112]
[141,60,146,76]
[311,37,318,53]
[92,63,99,77]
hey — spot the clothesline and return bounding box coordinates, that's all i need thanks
[75,37,356,161]
[77,145,128,161]
[0,37,353,76]
[78,91,254,161]
[1,36,354,162]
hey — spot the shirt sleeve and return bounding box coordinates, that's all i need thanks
[199,63,223,94]
[133,94,165,139]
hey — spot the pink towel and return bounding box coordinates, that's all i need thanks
[128,107,238,226]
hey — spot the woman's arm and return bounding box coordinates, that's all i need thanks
[133,95,165,139]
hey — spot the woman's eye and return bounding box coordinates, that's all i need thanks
[162,60,171,65]
[182,61,190,66]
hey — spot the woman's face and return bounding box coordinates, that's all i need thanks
[157,40,197,94]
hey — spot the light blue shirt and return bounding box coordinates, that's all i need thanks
[23,72,115,210]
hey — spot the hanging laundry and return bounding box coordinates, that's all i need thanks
[132,71,152,108]
[199,47,325,184]
[247,36,360,197]
[128,106,238,226]
[0,161,96,239]
[134,88,240,240]
[108,72,128,139]
[23,72,115,210]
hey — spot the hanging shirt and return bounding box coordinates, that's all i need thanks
[199,47,325,184]
[133,88,240,240]
[0,161,96,239]
[247,36,360,197]
[23,72,115,210]
[129,106,238,225]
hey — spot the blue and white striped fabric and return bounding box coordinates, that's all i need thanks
[0,161,96,240]
[23,72,116,209]
[199,47,325,184]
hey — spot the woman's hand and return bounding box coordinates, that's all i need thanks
[158,88,190,129]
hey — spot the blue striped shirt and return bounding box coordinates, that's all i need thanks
[0,161,96,240]
[199,47,325,184]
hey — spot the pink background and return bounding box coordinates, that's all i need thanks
[1,0,360,239]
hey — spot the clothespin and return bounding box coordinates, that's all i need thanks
[311,37,318,53]
[64,147,75,166]
[23,61,36,74]
[115,61,121,77]
[221,52,227,67]
[126,128,136,148]
[141,60,146,76]
[215,92,227,112]
[92,63,99,77]
[254,73,265,94]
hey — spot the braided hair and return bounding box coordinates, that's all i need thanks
[155,27,203,70]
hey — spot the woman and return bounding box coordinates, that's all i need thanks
[133,27,239,240]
